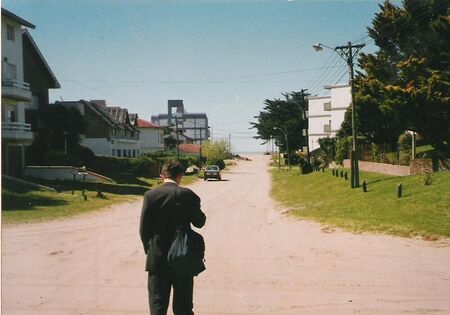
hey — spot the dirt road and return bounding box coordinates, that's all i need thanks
[2,155,450,314]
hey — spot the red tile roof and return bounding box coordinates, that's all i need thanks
[136,118,162,129]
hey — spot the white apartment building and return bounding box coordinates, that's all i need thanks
[1,9,35,176]
[308,84,351,152]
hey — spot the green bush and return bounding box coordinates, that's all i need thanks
[25,145,95,167]
[207,159,225,170]
[398,132,412,151]
[335,137,350,165]
[91,156,156,178]
[298,157,313,174]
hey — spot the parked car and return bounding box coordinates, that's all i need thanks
[204,165,221,181]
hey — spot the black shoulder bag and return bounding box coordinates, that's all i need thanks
[167,187,206,276]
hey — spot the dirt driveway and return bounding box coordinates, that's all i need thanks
[2,155,450,314]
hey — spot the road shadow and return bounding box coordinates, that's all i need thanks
[2,193,68,211]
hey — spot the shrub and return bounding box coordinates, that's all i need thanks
[207,159,225,170]
[335,137,350,165]
[25,145,94,167]
[398,132,412,151]
[90,156,156,178]
[298,157,313,174]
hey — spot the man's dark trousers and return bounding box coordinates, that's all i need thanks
[140,182,205,315]
[148,266,194,315]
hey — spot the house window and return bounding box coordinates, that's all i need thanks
[6,23,15,41]
[324,120,332,133]
[4,63,17,80]
[8,110,16,122]
[324,101,331,111]
[131,131,135,138]
[117,150,121,157]
[111,128,116,136]
[112,149,115,156]
[132,150,136,157]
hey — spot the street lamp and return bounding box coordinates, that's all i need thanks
[313,41,365,188]
[273,126,291,171]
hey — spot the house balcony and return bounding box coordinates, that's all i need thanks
[2,79,32,101]
[2,122,33,141]
[111,136,139,144]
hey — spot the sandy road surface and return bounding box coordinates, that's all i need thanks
[2,155,450,314]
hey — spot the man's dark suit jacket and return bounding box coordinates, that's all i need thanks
[140,182,206,272]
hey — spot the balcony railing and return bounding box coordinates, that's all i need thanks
[111,135,139,144]
[2,122,33,141]
[2,79,30,90]
[2,79,32,101]
[2,122,32,132]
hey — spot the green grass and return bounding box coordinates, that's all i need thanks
[1,174,199,224]
[2,189,139,224]
[181,174,200,186]
[271,168,450,239]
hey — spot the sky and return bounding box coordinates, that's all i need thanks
[3,0,398,153]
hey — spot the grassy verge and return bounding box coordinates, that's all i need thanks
[271,168,450,239]
[2,174,199,224]
[1,189,139,224]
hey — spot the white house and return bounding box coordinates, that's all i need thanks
[58,100,141,157]
[2,9,35,176]
[308,84,351,152]
[136,118,164,154]
[1,8,52,176]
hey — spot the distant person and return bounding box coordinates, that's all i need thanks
[140,160,206,315]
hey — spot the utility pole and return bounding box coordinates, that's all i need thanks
[299,89,310,166]
[334,42,364,188]
[175,115,180,161]
[314,41,364,188]
[228,133,231,155]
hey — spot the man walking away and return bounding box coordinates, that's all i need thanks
[140,160,206,315]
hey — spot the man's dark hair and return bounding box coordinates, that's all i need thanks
[161,160,185,180]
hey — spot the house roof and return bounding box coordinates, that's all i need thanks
[136,118,162,129]
[85,101,138,133]
[58,100,138,133]
[179,143,201,154]
[2,8,35,29]
[22,29,60,88]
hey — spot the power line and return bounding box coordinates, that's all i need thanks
[308,55,346,95]
[228,65,342,79]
